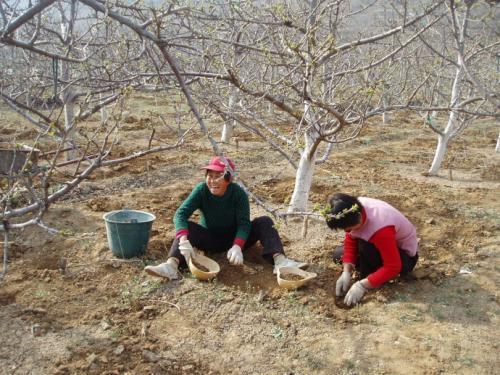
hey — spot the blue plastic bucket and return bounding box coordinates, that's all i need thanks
[103,210,156,258]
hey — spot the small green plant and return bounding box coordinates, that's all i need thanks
[343,359,355,370]
[109,327,126,339]
[361,137,372,145]
[459,357,475,367]
[120,277,162,302]
[286,291,298,302]
[393,292,410,302]
[398,312,423,323]
[211,287,227,303]
[35,288,49,298]
[66,335,90,351]
[430,306,446,321]
[305,354,326,371]
[270,325,284,341]
[59,229,75,237]
[9,190,22,207]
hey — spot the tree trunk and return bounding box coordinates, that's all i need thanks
[381,95,390,125]
[288,148,316,213]
[60,63,77,161]
[288,128,317,213]
[427,64,464,175]
[287,0,319,213]
[428,133,450,176]
[496,131,500,153]
[221,86,237,143]
[62,93,77,161]
[100,93,109,125]
[268,66,275,114]
[382,111,389,125]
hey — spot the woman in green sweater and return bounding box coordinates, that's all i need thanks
[145,156,307,280]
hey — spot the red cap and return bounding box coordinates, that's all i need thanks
[201,156,235,173]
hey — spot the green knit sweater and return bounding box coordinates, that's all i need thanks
[173,182,251,245]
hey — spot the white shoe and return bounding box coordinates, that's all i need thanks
[144,262,179,280]
[273,254,308,274]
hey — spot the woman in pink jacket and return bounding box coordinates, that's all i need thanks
[325,193,419,306]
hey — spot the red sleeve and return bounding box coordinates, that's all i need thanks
[342,233,358,265]
[366,226,402,288]
[175,229,189,239]
[233,237,246,248]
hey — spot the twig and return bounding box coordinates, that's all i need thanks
[108,258,144,263]
[149,299,181,313]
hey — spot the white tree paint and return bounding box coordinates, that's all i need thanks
[59,4,78,161]
[221,85,237,143]
[288,125,317,212]
[427,66,464,175]
[288,0,318,213]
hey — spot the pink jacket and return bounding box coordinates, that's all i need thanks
[350,197,418,256]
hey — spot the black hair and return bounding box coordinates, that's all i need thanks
[325,193,363,230]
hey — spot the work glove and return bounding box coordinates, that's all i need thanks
[344,281,368,306]
[144,259,179,280]
[335,270,352,296]
[227,244,243,266]
[179,239,195,262]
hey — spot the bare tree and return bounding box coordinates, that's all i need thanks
[422,1,499,175]
[177,0,447,212]
[386,0,499,175]
[0,0,196,277]
[1,0,496,274]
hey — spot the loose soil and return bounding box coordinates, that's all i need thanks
[279,274,305,282]
[191,260,210,273]
[0,101,499,375]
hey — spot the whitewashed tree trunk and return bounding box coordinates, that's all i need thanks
[221,86,237,143]
[60,63,77,161]
[428,133,450,175]
[427,0,469,176]
[428,66,464,175]
[100,93,109,125]
[495,131,500,153]
[268,66,275,114]
[59,8,78,161]
[221,28,242,143]
[382,97,390,125]
[382,112,389,125]
[288,131,317,213]
[288,0,319,213]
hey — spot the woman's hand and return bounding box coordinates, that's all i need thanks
[179,239,195,262]
[335,270,352,296]
[227,245,243,265]
[344,280,369,306]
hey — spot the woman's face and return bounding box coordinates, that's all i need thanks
[205,170,230,196]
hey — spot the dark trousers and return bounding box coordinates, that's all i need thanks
[169,216,284,266]
[333,239,418,279]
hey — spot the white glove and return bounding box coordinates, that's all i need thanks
[335,270,352,296]
[227,244,243,266]
[344,281,368,306]
[179,239,195,262]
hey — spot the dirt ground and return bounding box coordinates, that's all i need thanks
[0,99,499,375]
